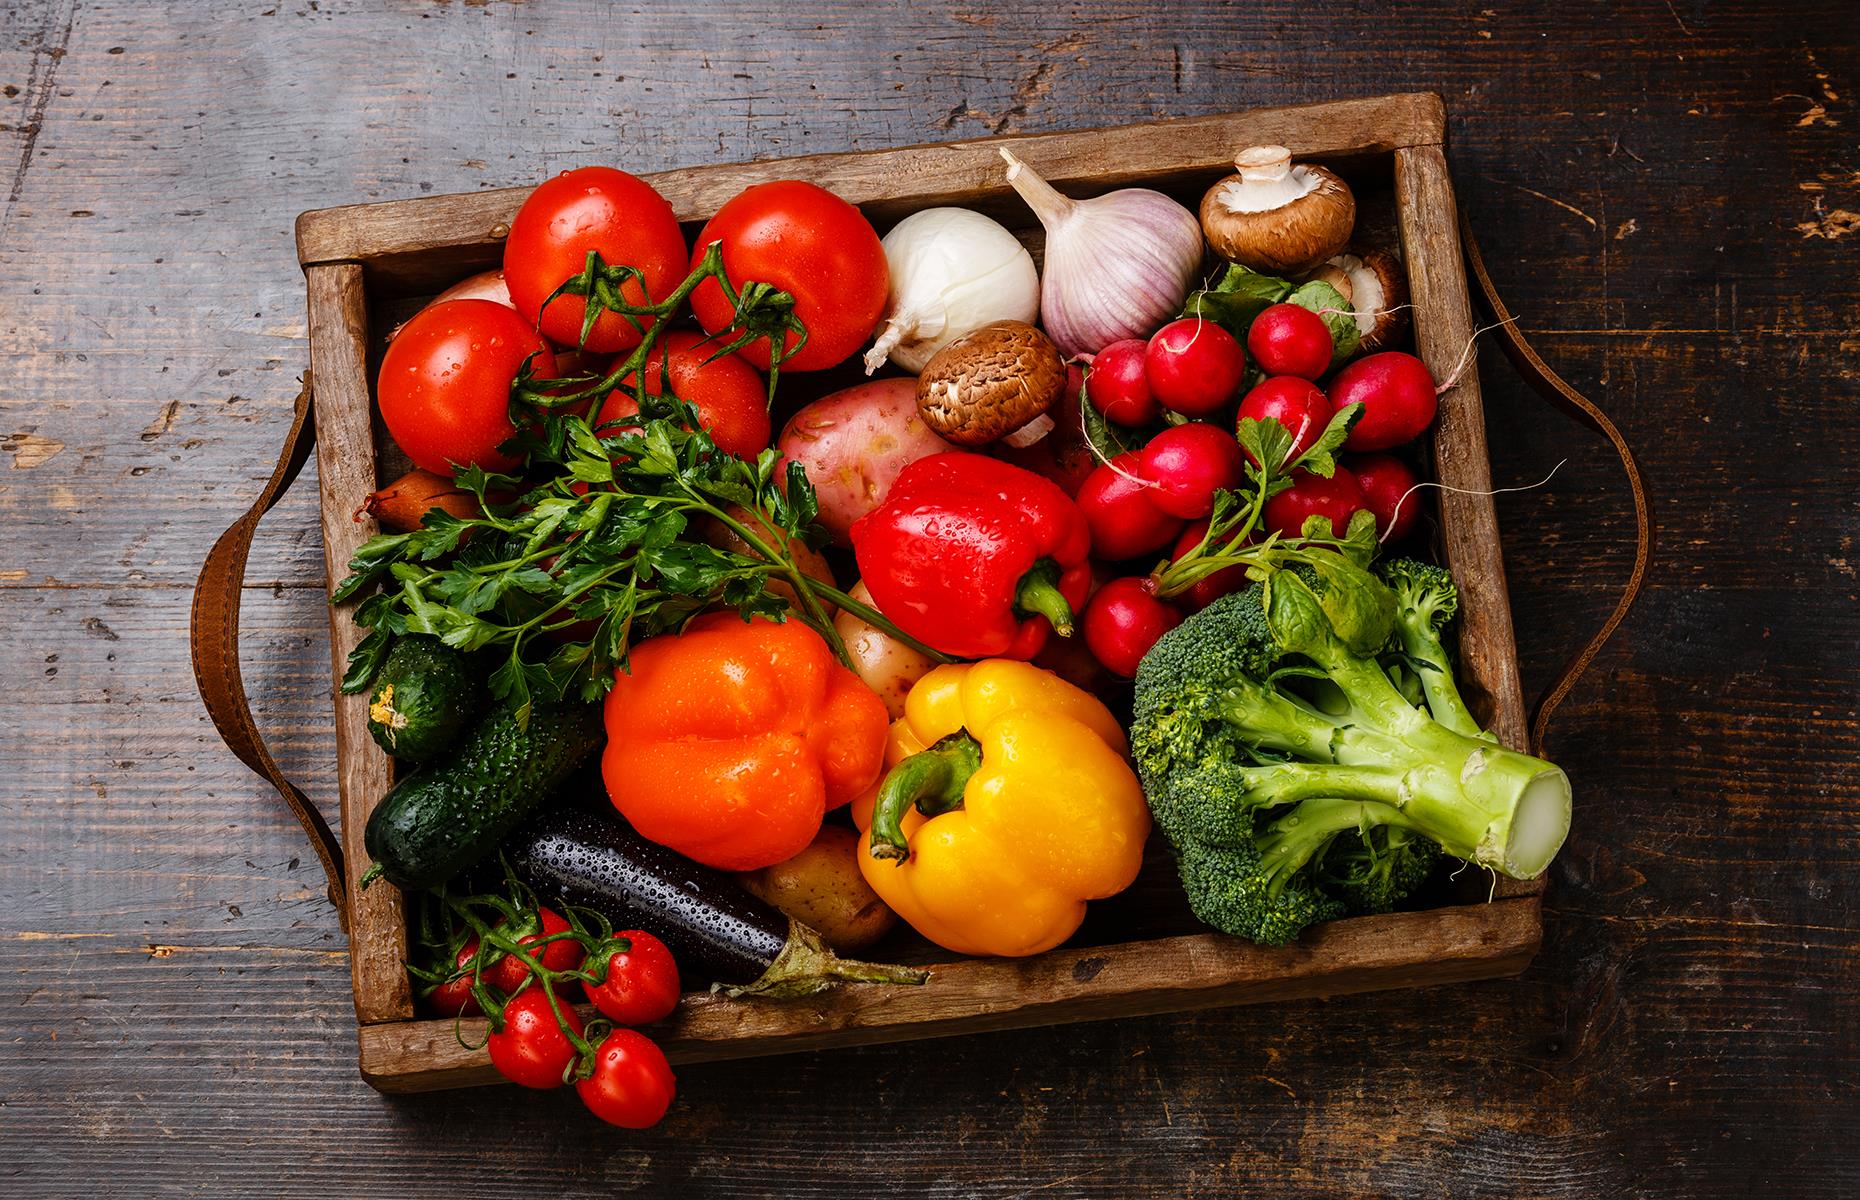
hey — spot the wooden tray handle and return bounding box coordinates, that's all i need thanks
[188,373,350,933]
[1458,211,1654,757]
[188,229,1648,932]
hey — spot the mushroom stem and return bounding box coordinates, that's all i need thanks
[1235,145,1293,182]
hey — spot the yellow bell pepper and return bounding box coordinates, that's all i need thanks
[849,660,1150,957]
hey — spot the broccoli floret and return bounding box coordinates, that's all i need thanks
[1133,554,1571,947]
[1378,558,1484,738]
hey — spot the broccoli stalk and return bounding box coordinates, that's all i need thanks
[1131,555,1572,946]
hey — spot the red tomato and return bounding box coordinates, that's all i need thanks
[503,166,689,354]
[586,930,682,1026]
[423,938,484,1019]
[1349,453,1423,543]
[377,299,556,475]
[487,989,584,1090]
[1263,468,1370,540]
[594,330,772,459]
[576,1030,676,1129]
[688,181,888,372]
[486,907,585,995]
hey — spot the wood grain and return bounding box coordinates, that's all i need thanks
[2,0,1856,1194]
[304,263,411,1024]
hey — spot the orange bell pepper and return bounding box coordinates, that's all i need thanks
[602,614,889,870]
[850,660,1150,956]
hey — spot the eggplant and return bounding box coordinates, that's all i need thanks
[508,805,927,998]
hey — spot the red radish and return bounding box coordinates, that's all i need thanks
[1082,577,1183,678]
[1263,468,1370,540]
[1236,376,1333,465]
[1246,303,1334,380]
[1349,453,1423,542]
[1137,423,1245,519]
[1170,520,1252,612]
[1085,339,1159,426]
[1144,318,1247,417]
[1074,452,1185,561]
[1328,351,1440,451]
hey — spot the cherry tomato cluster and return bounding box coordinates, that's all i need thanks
[376,166,891,482]
[1071,301,1440,680]
[413,888,682,1129]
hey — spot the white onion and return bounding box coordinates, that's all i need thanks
[862,208,1040,375]
[998,147,1204,358]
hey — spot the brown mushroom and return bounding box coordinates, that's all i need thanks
[1199,146,1356,275]
[915,319,1066,447]
[1304,246,1410,353]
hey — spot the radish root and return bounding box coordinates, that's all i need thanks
[1382,458,1567,545]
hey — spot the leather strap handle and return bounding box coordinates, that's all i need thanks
[1459,212,1654,758]
[189,373,350,932]
[192,228,1648,932]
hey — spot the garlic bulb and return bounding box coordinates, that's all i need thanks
[863,207,1040,375]
[998,147,1204,358]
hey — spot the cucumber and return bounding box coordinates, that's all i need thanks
[366,635,484,762]
[363,700,604,891]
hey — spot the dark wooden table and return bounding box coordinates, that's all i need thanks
[4,2,1855,1195]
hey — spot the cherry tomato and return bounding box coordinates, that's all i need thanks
[504,166,689,354]
[1237,376,1332,466]
[586,930,682,1026]
[575,1029,676,1129]
[688,180,888,373]
[1137,423,1245,519]
[423,938,484,1019]
[377,299,557,475]
[1085,339,1158,426]
[1082,576,1182,678]
[486,907,586,995]
[487,988,584,1090]
[594,331,772,459]
[1169,520,1251,613]
[1349,453,1423,543]
[1263,468,1370,540]
[1144,319,1247,417]
[1246,303,1335,380]
[1074,452,1185,561]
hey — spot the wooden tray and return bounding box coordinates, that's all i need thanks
[295,92,1543,1094]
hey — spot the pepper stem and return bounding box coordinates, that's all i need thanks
[1015,559,1076,637]
[867,730,983,863]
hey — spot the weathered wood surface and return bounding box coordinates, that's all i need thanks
[1,1,1855,1196]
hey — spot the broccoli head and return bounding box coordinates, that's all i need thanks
[1132,554,1572,947]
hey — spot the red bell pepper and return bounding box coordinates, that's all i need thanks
[849,452,1092,659]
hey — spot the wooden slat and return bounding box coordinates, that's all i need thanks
[358,896,1540,1093]
[305,263,415,1023]
[1394,143,1543,903]
[296,93,1445,294]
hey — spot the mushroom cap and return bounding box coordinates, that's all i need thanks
[1200,152,1356,276]
[1308,246,1410,353]
[915,319,1066,447]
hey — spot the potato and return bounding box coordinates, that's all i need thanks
[777,378,953,545]
[737,825,896,953]
[832,580,933,720]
